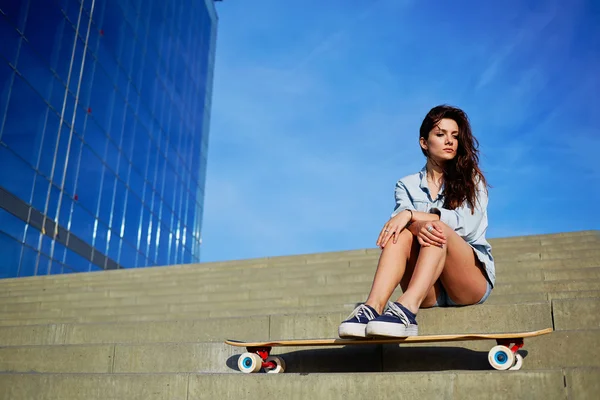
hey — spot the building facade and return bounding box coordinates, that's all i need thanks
[0,0,218,278]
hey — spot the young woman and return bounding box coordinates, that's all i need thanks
[339,105,495,338]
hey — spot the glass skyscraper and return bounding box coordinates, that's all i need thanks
[0,0,218,278]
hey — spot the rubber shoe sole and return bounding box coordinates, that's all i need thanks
[338,322,368,338]
[366,321,418,337]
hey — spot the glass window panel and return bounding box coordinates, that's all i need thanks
[0,14,21,66]
[148,214,159,263]
[47,75,66,116]
[73,104,87,139]
[138,205,150,253]
[76,143,103,213]
[109,94,125,146]
[24,225,40,249]
[0,0,27,30]
[91,264,102,271]
[104,136,119,173]
[155,154,166,195]
[99,167,115,224]
[23,0,64,67]
[135,253,148,268]
[143,183,153,210]
[36,111,60,178]
[63,135,82,195]
[123,191,140,246]
[63,265,75,274]
[121,111,135,160]
[18,244,38,277]
[53,22,76,85]
[0,60,13,127]
[59,194,73,229]
[68,41,85,94]
[132,46,144,91]
[0,146,35,201]
[1,74,46,167]
[62,95,75,129]
[112,178,126,232]
[96,37,118,83]
[78,52,95,108]
[101,0,126,58]
[94,219,108,253]
[118,154,130,183]
[0,207,25,242]
[37,252,50,275]
[146,142,158,184]
[40,233,53,256]
[85,119,107,158]
[65,248,90,272]
[16,38,55,100]
[158,220,169,265]
[115,68,129,100]
[59,0,81,27]
[90,67,114,132]
[52,125,72,186]
[119,27,134,75]
[162,163,175,210]
[85,20,100,54]
[128,166,144,201]
[107,229,120,261]
[119,240,136,269]
[50,260,63,275]
[70,203,95,245]
[183,248,192,264]
[52,240,67,263]
[46,182,60,220]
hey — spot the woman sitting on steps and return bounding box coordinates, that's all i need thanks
[339,105,495,338]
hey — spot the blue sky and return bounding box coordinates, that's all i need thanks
[201,0,600,262]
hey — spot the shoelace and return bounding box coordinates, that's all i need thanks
[347,304,376,321]
[383,302,411,326]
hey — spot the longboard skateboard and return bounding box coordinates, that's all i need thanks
[225,327,553,373]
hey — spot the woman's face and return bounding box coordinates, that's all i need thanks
[420,118,459,163]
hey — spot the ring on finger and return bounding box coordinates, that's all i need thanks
[384,229,389,232]
[426,226,433,233]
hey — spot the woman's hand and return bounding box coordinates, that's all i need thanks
[377,210,412,248]
[409,220,446,248]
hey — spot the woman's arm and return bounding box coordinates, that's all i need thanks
[428,180,489,242]
[409,211,440,222]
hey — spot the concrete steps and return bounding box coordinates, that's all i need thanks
[2,267,600,314]
[1,369,590,400]
[0,230,598,399]
[0,329,597,374]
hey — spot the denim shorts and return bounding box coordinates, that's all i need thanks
[433,279,493,307]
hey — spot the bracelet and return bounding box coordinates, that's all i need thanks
[405,209,413,227]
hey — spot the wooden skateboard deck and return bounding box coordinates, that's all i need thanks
[225,327,552,373]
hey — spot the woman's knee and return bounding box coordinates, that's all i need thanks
[381,229,415,259]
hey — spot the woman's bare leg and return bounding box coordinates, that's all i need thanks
[396,222,489,314]
[364,229,437,314]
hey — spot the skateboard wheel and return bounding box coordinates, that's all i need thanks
[238,352,262,373]
[265,356,286,373]
[509,353,523,371]
[488,345,515,371]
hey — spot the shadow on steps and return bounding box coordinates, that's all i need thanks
[226,345,529,373]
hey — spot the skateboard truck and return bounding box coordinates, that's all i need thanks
[247,347,277,370]
[489,338,525,371]
[238,346,286,373]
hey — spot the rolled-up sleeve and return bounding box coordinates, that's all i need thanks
[431,181,489,241]
[391,180,415,218]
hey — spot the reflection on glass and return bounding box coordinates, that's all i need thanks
[0,0,216,278]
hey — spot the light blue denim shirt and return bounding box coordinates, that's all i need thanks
[391,165,495,287]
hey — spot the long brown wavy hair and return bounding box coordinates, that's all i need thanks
[419,105,488,213]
